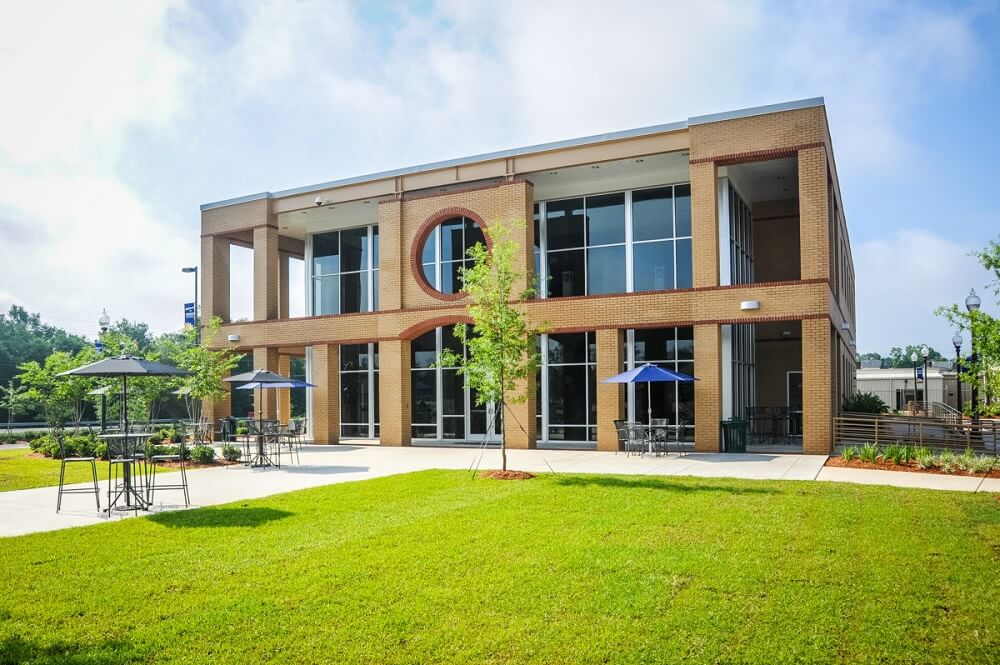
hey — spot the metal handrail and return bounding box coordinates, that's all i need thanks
[834,413,998,455]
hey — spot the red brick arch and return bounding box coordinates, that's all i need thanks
[398,315,474,341]
[409,207,492,302]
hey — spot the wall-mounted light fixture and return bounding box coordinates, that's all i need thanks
[227,334,240,343]
[740,300,761,311]
[840,322,850,330]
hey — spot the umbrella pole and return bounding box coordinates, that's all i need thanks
[123,375,128,434]
[647,382,653,442]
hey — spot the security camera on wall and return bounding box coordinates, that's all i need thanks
[314,196,324,206]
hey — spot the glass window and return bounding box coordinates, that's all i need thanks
[675,238,692,289]
[624,328,695,433]
[587,245,626,295]
[310,226,377,315]
[546,198,585,250]
[585,193,625,246]
[418,217,485,295]
[411,330,437,369]
[633,241,673,292]
[632,187,673,242]
[339,343,379,438]
[538,332,597,443]
[674,185,691,237]
[546,250,585,297]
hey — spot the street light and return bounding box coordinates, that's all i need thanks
[952,332,963,415]
[910,351,919,408]
[182,266,199,345]
[95,309,110,353]
[965,288,980,424]
[921,345,930,409]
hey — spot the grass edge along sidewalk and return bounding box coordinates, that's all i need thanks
[1,469,997,664]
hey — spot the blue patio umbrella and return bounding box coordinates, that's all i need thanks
[602,363,697,438]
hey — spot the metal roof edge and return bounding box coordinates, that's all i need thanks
[200,192,272,212]
[688,97,825,126]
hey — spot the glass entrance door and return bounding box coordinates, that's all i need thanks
[467,388,501,442]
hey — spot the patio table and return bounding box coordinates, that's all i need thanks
[98,433,150,512]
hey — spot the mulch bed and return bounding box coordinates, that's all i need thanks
[825,456,1000,478]
[480,470,536,480]
[26,452,239,470]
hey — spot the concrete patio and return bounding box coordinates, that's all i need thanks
[2,444,997,538]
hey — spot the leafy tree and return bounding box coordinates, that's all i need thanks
[439,219,545,472]
[173,317,243,423]
[17,347,98,429]
[882,345,947,368]
[0,380,30,435]
[106,319,154,352]
[935,235,1000,411]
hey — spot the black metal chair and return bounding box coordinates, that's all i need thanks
[623,422,648,457]
[613,419,627,454]
[278,421,301,464]
[106,434,146,514]
[147,439,190,508]
[55,432,101,513]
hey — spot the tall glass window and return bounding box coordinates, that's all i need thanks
[536,184,691,298]
[420,217,486,295]
[623,328,695,439]
[729,183,753,285]
[410,326,500,441]
[310,225,379,315]
[535,332,597,443]
[340,343,379,438]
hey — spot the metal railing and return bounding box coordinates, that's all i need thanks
[910,401,963,425]
[835,412,999,455]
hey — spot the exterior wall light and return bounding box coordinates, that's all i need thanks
[740,300,761,311]
[227,334,240,343]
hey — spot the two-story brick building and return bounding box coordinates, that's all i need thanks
[200,97,855,454]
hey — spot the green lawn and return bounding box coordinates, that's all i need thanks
[0,471,997,664]
[0,448,176,492]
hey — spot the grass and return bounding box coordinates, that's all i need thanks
[0,470,997,664]
[0,448,174,492]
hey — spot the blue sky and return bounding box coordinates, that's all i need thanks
[0,0,998,357]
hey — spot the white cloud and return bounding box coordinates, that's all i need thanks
[854,230,994,355]
[0,0,991,341]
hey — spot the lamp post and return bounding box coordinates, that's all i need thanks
[910,351,919,409]
[921,344,930,407]
[952,332,963,415]
[965,289,981,425]
[182,266,199,345]
[96,309,110,353]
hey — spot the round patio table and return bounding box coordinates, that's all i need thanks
[98,433,150,512]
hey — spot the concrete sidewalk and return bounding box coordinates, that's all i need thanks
[1,445,996,538]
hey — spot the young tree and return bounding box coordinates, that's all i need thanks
[174,317,243,423]
[18,348,98,430]
[0,380,29,435]
[438,219,545,472]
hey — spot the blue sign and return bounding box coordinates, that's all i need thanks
[184,302,196,327]
[916,367,924,380]
[94,340,103,353]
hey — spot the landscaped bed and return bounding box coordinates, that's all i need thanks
[0,448,186,492]
[0,470,997,663]
[831,443,1000,477]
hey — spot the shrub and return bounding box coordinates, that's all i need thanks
[843,392,889,414]
[936,450,957,473]
[94,442,108,460]
[147,434,163,445]
[191,445,215,464]
[24,431,39,441]
[882,443,903,465]
[235,425,248,436]
[841,446,858,461]
[956,450,995,475]
[858,442,879,464]
[221,443,242,462]
[915,448,936,469]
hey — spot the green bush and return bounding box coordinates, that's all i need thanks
[841,446,858,461]
[190,445,215,464]
[221,443,242,462]
[936,450,957,473]
[915,448,935,469]
[235,425,248,436]
[858,442,879,464]
[843,392,889,414]
[94,442,108,460]
[147,434,163,445]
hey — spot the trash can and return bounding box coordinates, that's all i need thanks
[721,419,748,453]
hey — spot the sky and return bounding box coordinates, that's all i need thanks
[0,0,998,357]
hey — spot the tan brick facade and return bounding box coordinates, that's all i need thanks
[200,99,855,455]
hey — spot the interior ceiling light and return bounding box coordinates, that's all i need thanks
[635,158,644,163]
[591,165,600,169]
[549,171,558,175]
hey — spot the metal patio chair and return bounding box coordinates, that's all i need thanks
[147,438,190,508]
[55,431,101,513]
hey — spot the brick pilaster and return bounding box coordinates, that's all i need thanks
[801,317,833,454]
[503,372,537,449]
[690,161,719,289]
[798,146,830,281]
[253,224,279,321]
[253,347,278,420]
[201,235,230,323]
[311,344,339,445]
[378,339,411,446]
[693,324,722,452]
[278,252,290,319]
[378,200,403,311]
[596,328,624,451]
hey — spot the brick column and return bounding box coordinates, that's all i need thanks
[310,344,339,445]
[201,235,230,323]
[798,146,830,281]
[253,225,279,321]
[253,347,278,420]
[278,252,290,319]
[503,372,537,449]
[378,339,411,446]
[496,180,534,294]
[277,354,291,425]
[802,317,833,454]
[596,328,624,451]
[693,324,722,452]
[377,201,403,311]
[690,161,719,288]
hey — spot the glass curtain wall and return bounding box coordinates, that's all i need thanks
[533,185,691,299]
[410,326,497,442]
[729,183,753,285]
[623,328,696,439]
[731,324,755,422]
[535,333,597,444]
[311,225,379,315]
[340,343,379,438]
[728,183,755,420]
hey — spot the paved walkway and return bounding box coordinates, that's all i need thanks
[1,445,997,538]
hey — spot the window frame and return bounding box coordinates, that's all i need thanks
[306,224,379,316]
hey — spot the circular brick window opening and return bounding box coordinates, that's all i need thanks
[415,215,487,298]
